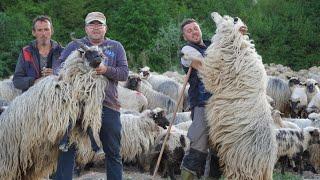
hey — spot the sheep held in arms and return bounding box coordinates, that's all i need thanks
[0,45,107,180]
[202,12,277,180]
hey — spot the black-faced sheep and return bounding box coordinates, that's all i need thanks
[276,127,320,174]
[125,74,178,113]
[149,127,189,180]
[306,78,319,103]
[288,77,308,118]
[120,107,170,171]
[202,12,277,180]
[0,49,106,180]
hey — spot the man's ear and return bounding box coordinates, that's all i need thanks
[32,30,36,37]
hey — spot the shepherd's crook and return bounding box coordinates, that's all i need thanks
[152,53,203,178]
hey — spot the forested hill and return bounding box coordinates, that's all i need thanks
[0,0,319,78]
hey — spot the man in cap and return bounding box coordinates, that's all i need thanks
[55,12,128,180]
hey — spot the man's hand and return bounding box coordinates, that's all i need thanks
[41,68,53,77]
[96,63,108,75]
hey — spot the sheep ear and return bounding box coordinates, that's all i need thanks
[211,12,223,25]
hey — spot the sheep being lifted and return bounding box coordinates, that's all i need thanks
[0,49,107,180]
[202,12,277,180]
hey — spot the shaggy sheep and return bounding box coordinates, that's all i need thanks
[118,85,148,112]
[149,127,189,179]
[0,49,107,180]
[276,127,320,174]
[0,77,22,101]
[267,76,291,116]
[202,12,277,179]
[120,107,170,171]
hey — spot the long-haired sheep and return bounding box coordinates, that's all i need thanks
[120,107,170,171]
[267,76,291,116]
[0,49,107,180]
[0,77,22,101]
[202,12,277,179]
[276,127,320,174]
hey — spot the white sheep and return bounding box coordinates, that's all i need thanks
[125,74,178,114]
[202,12,277,180]
[118,85,148,113]
[306,78,319,103]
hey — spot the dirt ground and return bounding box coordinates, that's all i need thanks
[71,166,320,180]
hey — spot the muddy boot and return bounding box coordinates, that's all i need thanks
[181,169,195,180]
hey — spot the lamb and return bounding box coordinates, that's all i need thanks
[276,127,320,174]
[118,85,148,112]
[0,49,106,180]
[202,12,277,179]
[149,127,189,180]
[267,76,291,116]
[120,107,170,171]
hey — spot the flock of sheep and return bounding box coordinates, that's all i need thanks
[0,12,320,180]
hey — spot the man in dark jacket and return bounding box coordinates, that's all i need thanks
[13,15,63,92]
[179,18,221,180]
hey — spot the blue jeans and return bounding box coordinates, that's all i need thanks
[55,106,122,180]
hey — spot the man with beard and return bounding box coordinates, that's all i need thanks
[179,19,221,180]
[13,15,63,92]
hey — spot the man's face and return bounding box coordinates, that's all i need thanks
[85,21,107,42]
[32,20,52,46]
[183,22,203,44]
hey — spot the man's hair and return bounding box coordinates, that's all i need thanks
[32,15,53,31]
[180,18,197,33]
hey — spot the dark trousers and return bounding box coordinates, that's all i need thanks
[55,106,122,180]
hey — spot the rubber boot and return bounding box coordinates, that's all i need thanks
[181,169,195,180]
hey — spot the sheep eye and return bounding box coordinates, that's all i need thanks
[233,17,238,24]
